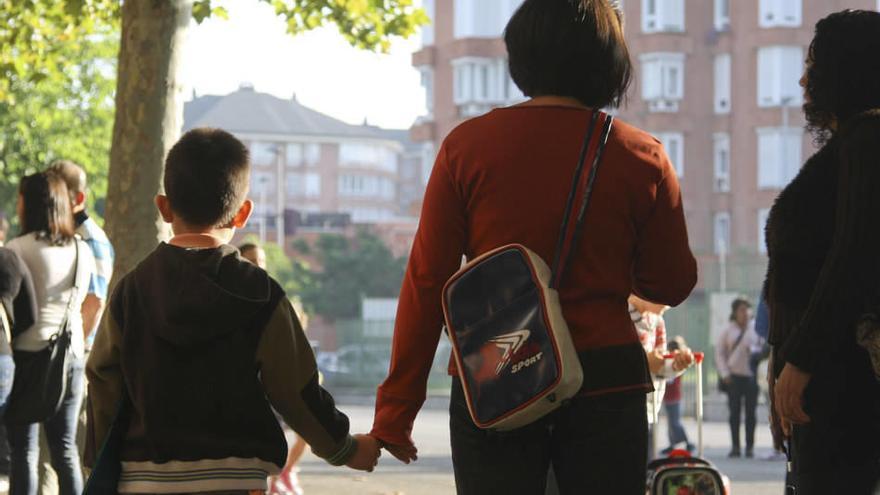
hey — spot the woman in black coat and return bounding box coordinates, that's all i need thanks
[765,10,880,495]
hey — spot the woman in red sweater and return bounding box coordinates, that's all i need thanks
[372,1,697,493]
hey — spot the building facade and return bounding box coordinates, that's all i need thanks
[412,0,878,296]
[184,85,419,240]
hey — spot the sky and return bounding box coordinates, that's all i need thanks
[179,1,427,130]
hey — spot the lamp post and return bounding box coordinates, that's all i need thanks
[258,175,270,244]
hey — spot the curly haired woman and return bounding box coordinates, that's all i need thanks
[764,10,880,494]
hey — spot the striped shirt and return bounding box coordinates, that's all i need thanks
[76,213,114,347]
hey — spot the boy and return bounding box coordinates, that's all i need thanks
[86,128,379,494]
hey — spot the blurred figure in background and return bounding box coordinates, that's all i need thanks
[661,336,694,455]
[715,298,760,458]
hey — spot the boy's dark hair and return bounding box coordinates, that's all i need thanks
[505,0,632,109]
[164,128,250,227]
[804,10,880,143]
[19,171,76,246]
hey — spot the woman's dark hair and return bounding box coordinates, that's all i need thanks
[18,171,76,246]
[804,10,880,143]
[729,298,752,322]
[505,0,632,108]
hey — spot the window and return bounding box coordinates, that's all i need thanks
[346,207,395,223]
[656,132,684,177]
[285,173,321,198]
[251,142,278,166]
[758,209,770,254]
[422,0,435,46]
[285,143,320,167]
[454,0,522,39]
[759,0,802,28]
[714,0,730,31]
[714,54,731,114]
[714,212,731,255]
[421,142,435,187]
[252,171,274,194]
[757,127,802,189]
[419,66,434,118]
[339,143,397,173]
[757,46,803,107]
[642,0,685,33]
[640,53,685,112]
[452,57,511,116]
[714,133,731,193]
[338,175,396,200]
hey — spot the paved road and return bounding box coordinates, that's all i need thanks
[297,404,787,495]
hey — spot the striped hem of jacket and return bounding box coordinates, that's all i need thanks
[118,457,280,494]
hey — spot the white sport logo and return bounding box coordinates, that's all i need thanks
[489,329,531,375]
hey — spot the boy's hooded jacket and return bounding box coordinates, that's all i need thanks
[86,243,355,493]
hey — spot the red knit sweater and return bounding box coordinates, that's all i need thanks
[371,106,697,447]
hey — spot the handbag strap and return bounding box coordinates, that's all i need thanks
[549,111,615,289]
[56,239,83,339]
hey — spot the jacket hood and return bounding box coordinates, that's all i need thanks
[133,243,275,347]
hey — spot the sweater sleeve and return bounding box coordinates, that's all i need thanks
[256,299,356,466]
[371,144,467,447]
[782,113,880,372]
[85,291,125,467]
[715,328,731,380]
[632,149,697,306]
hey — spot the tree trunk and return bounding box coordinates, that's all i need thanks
[104,0,191,282]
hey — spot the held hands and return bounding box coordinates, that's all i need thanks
[381,440,419,464]
[773,362,812,437]
[346,434,381,472]
[647,349,665,374]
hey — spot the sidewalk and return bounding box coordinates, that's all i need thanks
[296,403,786,495]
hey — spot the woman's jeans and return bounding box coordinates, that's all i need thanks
[449,377,648,495]
[664,401,690,447]
[6,358,85,495]
[0,354,16,475]
[725,374,758,451]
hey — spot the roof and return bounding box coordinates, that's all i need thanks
[183,86,393,141]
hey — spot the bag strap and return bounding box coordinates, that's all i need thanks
[549,111,615,289]
[56,239,83,339]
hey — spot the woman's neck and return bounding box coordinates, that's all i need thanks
[518,95,589,109]
[169,232,227,249]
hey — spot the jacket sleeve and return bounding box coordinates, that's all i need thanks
[782,113,880,372]
[632,148,698,306]
[84,291,125,467]
[256,299,356,466]
[371,144,467,448]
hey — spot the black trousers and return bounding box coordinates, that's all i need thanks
[449,378,648,495]
[789,351,880,495]
[725,374,758,450]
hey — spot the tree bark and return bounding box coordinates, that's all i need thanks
[105,0,191,282]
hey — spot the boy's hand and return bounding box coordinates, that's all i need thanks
[346,434,381,472]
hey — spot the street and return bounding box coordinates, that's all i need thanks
[297,404,786,495]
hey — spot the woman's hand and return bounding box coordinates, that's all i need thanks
[773,362,812,437]
[381,440,418,464]
[767,358,785,450]
[671,348,694,372]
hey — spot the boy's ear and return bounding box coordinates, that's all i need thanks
[155,195,174,223]
[230,199,253,229]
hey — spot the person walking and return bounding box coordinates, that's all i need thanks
[370,1,697,493]
[715,298,761,458]
[765,10,880,494]
[4,171,96,495]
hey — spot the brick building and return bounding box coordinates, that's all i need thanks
[411,0,878,297]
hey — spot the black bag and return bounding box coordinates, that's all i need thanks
[5,240,82,424]
[442,111,614,431]
[84,390,132,495]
